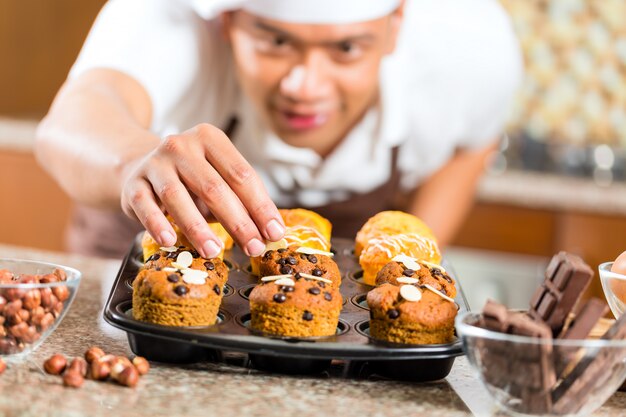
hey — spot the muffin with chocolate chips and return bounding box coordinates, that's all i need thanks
[132,257,229,326]
[375,258,456,299]
[249,275,342,337]
[258,245,341,288]
[366,283,457,345]
[143,246,218,272]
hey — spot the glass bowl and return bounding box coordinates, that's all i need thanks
[0,258,81,358]
[599,262,625,319]
[456,310,626,416]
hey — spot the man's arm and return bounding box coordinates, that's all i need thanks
[35,69,284,257]
[408,142,497,248]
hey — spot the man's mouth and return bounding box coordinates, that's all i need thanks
[276,110,330,131]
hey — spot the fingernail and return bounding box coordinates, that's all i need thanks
[245,238,266,257]
[159,230,176,246]
[266,219,285,241]
[201,240,222,259]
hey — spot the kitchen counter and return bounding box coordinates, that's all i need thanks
[1,244,625,417]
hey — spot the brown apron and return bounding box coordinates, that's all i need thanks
[65,118,403,257]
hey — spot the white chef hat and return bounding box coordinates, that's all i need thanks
[192,0,402,24]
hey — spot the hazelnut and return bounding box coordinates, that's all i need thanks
[0,338,17,354]
[39,273,58,284]
[52,301,64,317]
[0,326,6,338]
[0,358,6,375]
[84,346,105,363]
[132,356,150,375]
[52,286,69,302]
[63,370,84,388]
[114,365,139,388]
[53,268,67,281]
[9,322,29,339]
[3,288,24,301]
[19,325,40,344]
[23,290,41,310]
[90,360,110,380]
[38,313,55,331]
[44,354,67,375]
[18,309,30,323]
[69,357,88,377]
[40,288,53,308]
[0,295,7,313]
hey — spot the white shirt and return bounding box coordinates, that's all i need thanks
[70,0,523,207]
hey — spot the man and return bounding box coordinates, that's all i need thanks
[36,0,522,259]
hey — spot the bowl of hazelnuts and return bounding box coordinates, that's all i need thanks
[0,258,81,357]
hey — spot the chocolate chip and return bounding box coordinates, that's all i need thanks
[277,258,286,265]
[213,284,221,295]
[279,265,293,275]
[190,250,200,258]
[277,248,287,253]
[403,269,415,277]
[308,287,321,295]
[174,285,188,296]
[281,286,295,293]
[318,281,326,288]
[300,254,307,259]
[155,267,161,271]
[167,274,179,283]
[302,311,313,321]
[263,251,273,260]
[387,309,400,319]
[148,253,160,262]
[166,252,177,259]
[287,256,297,265]
[204,261,215,271]
[312,268,323,277]
[442,274,453,283]
[307,255,318,264]
[323,292,332,301]
[273,293,287,303]
[178,245,185,249]
[431,268,443,278]
[294,272,302,280]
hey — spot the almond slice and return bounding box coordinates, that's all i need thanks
[296,247,334,258]
[176,251,194,269]
[396,277,419,284]
[181,268,208,285]
[391,254,421,271]
[400,284,422,302]
[260,274,294,282]
[423,284,455,303]
[262,238,288,255]
[298,273,333,284]
[420,261,446,274]
[159,246,178,253]
[170,262,187,270]
[162,267,178,272]
[274,277,295,286]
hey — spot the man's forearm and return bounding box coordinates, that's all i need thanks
[35,69,159,209]
[409,142,497,248]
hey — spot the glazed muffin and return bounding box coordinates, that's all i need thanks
[375,256,456,299]
[249,275,342,337]
[355,211,437,257]
[143,246,223,273]
[258,245,341,288]
[367,283,457,345]
[141,220,233,262]
[249,208,332,276]
[132,258,229,326]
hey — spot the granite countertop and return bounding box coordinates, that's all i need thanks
[0,244,625,417]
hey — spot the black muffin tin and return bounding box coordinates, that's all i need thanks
[103,237,468,381]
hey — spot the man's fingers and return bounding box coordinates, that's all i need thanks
[122,179,176,246]
[191,124,285,242]
[147,168,223,258]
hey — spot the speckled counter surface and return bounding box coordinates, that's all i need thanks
[0,244,625,417]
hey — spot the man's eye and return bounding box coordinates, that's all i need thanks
[338,42,354,53]
[273,36,288,47]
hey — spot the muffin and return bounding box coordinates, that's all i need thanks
[367,283,457,344]
[355,211,437,257]
[359,233,441,286]
[249,275,342,337]
[142,219,233,262]
[132,258,229,326]
[249,208,332,276]
[144,246,222,273]
[375,255,456,299]
[258,245,341,288]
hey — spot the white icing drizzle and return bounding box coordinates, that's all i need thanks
[284,225,329,250]
[296,247,334,257]
[363,233,439,262]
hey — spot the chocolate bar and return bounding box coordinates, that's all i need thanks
[552,312,626,414]
[529,252,594,337]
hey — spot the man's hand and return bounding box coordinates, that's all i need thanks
[121,123,286,258]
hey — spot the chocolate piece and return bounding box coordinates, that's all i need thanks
[167,274,179,283]
[272,293,286,303]
[323,292,332,301]
[561,298,608,340]
[312,268,323,277]
[552,312,626,414]
[279,265,293,275]
[286,257,297,265]
[387,309,400,319]
[174,285,188,296]
[308,287,321,295]
[281,286,294,293]
[529,252,594,337]
[307,255,318,264]
[204,261,215,271]
[403,269,415,277]
[302,311,313,321]
[213,284,221,295]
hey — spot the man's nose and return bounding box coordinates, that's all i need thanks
[279,51,332,102]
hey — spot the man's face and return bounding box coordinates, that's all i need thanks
[224,10,402,156]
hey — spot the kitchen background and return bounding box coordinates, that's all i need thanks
[1,0,625,310]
